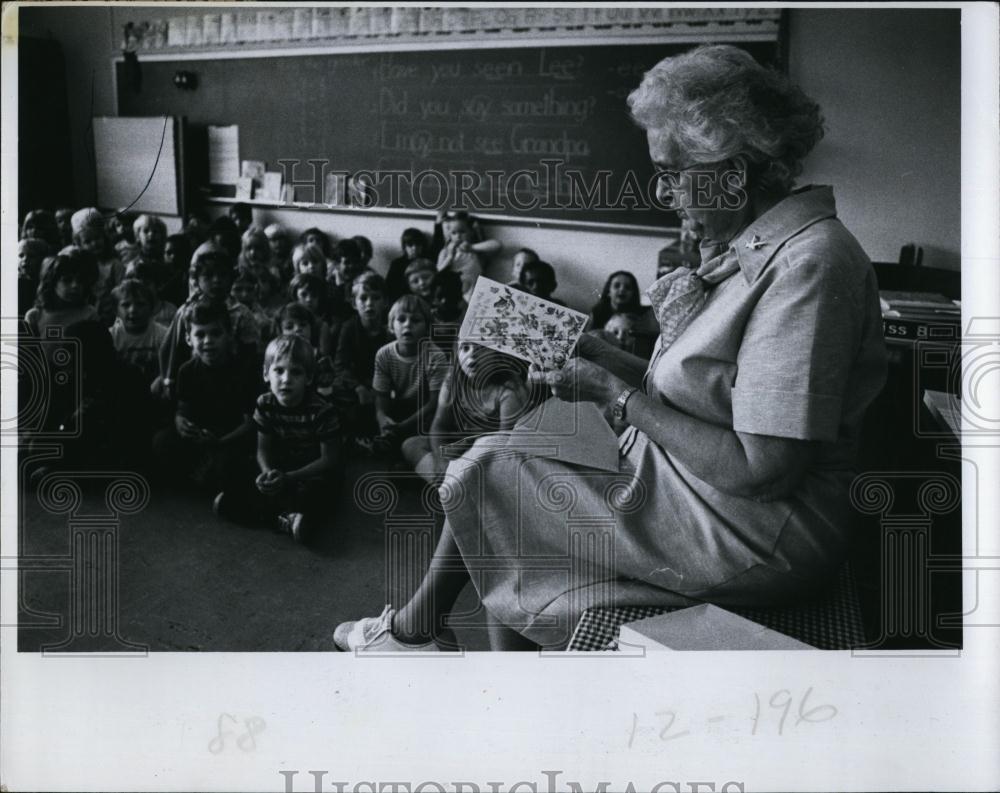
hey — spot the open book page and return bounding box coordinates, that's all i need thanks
[508,398,620,472]
[441,399,620,473]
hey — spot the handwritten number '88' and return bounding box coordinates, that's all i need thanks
[208,713,267,754]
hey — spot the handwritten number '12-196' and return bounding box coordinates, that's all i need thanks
[750,687,837,736]
[628,688,837,747]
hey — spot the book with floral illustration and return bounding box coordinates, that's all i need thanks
[459,278,589,371]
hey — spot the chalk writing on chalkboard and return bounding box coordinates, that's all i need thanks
[118,42,779,226]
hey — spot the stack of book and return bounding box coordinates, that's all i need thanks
[880,290,961,344]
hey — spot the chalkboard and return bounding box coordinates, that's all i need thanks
[118,42,779,227]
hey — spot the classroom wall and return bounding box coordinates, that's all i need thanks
[788,9,961,271]
[17,6,117,214]
[17,6,962,313]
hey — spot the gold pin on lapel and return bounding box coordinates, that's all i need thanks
[745,234,766,251]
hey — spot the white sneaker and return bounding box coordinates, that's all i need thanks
[333,606,440,653]
[276,511,304,542]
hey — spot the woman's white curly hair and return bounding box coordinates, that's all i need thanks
[627,45,825,197]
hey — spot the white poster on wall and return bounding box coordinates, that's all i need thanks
[207,124,240,185]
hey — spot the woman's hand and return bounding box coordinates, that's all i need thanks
[528,359,624,406]
[575,330,616,362]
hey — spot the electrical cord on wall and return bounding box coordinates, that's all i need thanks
[114,115,170,217]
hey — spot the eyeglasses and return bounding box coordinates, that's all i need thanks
[654,160,712,190]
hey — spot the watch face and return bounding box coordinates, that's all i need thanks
[613,389,633,421]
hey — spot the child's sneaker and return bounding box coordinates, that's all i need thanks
[276,511,304,542]
[212,491,229,519]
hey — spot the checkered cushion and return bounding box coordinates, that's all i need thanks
[567,563,865,651]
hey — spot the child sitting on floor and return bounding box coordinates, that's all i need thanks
[327,238,368,327]
[431,209,501,260]
[239,226,282,294]
[352,235,374,271]
[231,266,273,347]
[507,247,539,288]
[372,295,447,456]
[154,247,259,400]
[132,214,167,265]
[292,242,328,280]
[299,227,332,265]
[598,311,639,354]
[18,238,49,316]
[25,247,99,336]
[124,257,177,327]
[518,259,564,305]
[332,272,391,446]
[107,212,137,261]
[21,209,60,249]
[228,202,253,236]
[183,209,210,248]
[276,301,335,397]
[213,334,342,543]
[288,273,334,357]
[72,208,125,326]
[428,269,467,348]
[435,211,486,300]
[55,207,74,247]
[152,300,259,493]
[264,223,293,282]
[161,233,192,308]
[588,270,659,358]
[386,227,429,303]
[109,277,169,385]
[209,216,241,260]
[276,301,319,351]
[402,339,529,484]
[405,258,436,302]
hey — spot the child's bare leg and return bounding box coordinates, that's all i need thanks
[400,435,433,479]
[412,451,441,485]
[392,519,468,643]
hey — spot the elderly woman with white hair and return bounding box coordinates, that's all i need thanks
[335,45,888,652]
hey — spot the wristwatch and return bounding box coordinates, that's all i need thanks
[611,387,638,422]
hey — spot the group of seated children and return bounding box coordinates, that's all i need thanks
[19,201,674,545]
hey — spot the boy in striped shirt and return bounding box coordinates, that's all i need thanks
[213,334,341,542]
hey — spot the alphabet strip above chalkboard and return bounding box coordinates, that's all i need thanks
[120,6,780,54]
